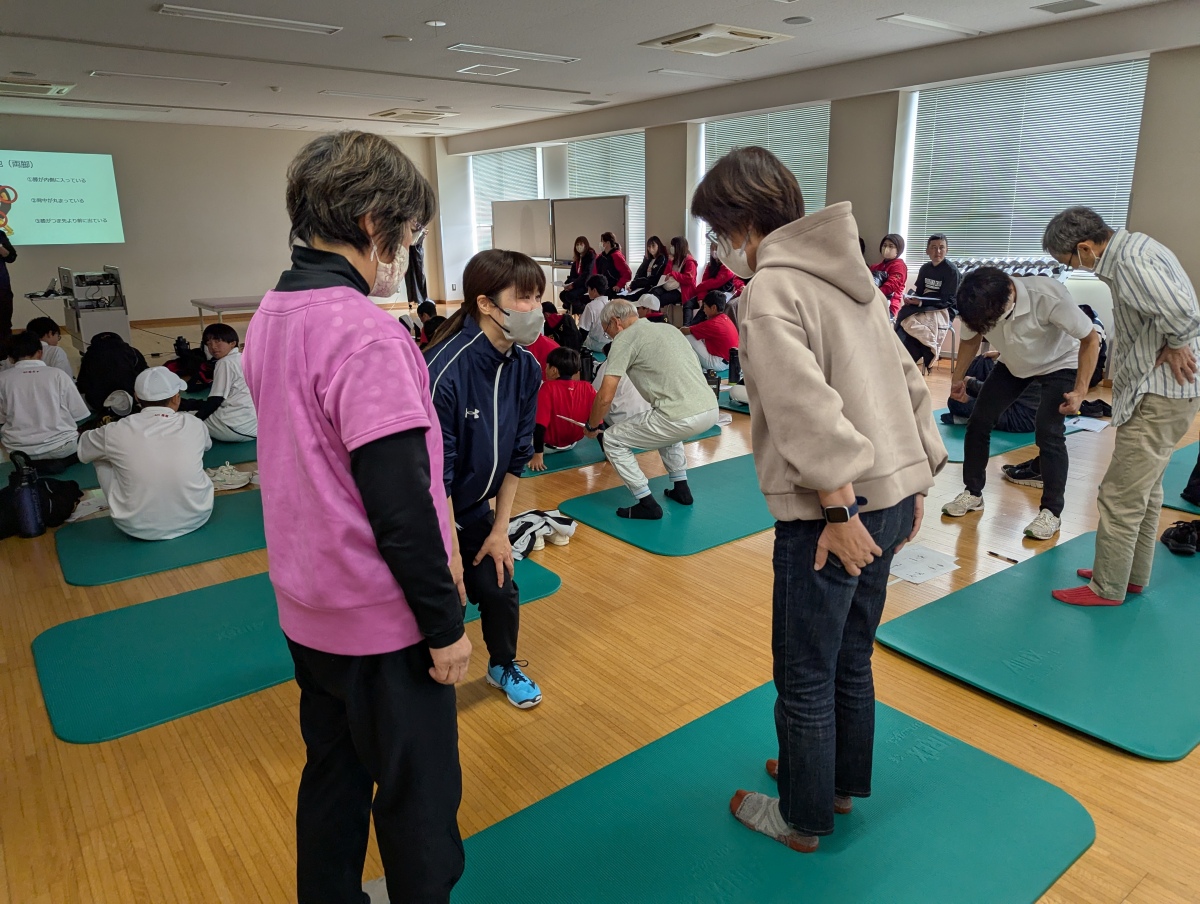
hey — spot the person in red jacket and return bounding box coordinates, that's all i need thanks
[595,231,633,294]
[527,347,598,471]
[682,291,739,371]
[869,233,908,318]
[695,241,745,307]
[654,236,697,327]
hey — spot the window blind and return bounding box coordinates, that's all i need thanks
[703,104,830,210]
[470,148,540,252]
[907,59,1148,261]
[567,132,646,254]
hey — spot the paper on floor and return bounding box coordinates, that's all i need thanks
[890,543,959,584]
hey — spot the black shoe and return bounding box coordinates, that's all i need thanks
[1001,462,1043,489]
[1182,490,1200,507]
[664,480,693,506]
[617,496,663,520]
[1160,521,1198,556]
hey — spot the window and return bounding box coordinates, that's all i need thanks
[567,132,646,255]
[703,104,830,210]
[907,59,1148,261]
[470,148,540,252]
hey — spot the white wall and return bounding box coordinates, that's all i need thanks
[0,115,438,325]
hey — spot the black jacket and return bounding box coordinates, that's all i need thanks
[0,233,15,286]
[629,254,667,292]
[75,332,148,411]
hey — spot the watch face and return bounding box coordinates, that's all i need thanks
[826,506,850,523]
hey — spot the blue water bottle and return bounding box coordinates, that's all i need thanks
[11,452,45,539]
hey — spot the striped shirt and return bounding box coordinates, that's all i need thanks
[1095,229,1200,425]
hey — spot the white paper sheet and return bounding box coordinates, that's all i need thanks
[1064,416,1109,432]
[889,543,959,584]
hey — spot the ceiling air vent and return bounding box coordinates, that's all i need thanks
[0,78,76,97]
[640,24,792,57]
[368,108,458,123]
[1033,0,1100,12]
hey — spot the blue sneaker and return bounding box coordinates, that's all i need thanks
[486,660,543,709]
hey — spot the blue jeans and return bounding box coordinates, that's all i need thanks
[772,496,915,836]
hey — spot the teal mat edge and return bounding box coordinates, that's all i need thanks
[1162,442,1199,515]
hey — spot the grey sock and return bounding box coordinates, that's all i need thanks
[733,792,812,843]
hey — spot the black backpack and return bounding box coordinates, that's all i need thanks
[546,314,583,352]
[0,475,83,539]
[76,332,149,411]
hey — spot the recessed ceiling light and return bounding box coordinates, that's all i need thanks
[57,100,172,113]
[493,104,567,113]
[249,113,344,123]
[425,20,447,27]
[435,105,452,110]
[447,44,579,64]
[320,89,426,103]
[9,71,37,77]
[1032,0,1100,12]
[783,16,813,25]
[457,64,519,77]
[878,14,984,36]
[89,70,229,86]
[382,34,413,42]
[156,4,342,35]
[572,99,607,106]
[649,68,740,81]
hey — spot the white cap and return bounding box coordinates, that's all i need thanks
[103,389,134,416]
[134,367,188,402]
[636,295,661,312]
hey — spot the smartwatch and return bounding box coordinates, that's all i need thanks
[823,496,867,524]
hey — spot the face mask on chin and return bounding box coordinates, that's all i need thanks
[715,235,753,279]
[490,302,544,346]
[367,242,407,298]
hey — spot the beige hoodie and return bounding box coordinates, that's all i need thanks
[739,202,948,521]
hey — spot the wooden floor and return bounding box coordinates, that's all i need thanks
[2,356,1200,903]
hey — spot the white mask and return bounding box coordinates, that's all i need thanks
[368,242,406,298]
[492,303,545,346]
[1076,244,1098,273]
[716,235,753,279]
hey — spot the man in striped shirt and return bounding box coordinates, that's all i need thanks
[1042,207,1200,606]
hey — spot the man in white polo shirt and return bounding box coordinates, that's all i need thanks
[78,367,214,541]
[578,274,611,352]
[941,267,1100,540]
[0,330,90,471]
[180,323,258,442]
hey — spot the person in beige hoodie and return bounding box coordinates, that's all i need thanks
[692,146,948,854]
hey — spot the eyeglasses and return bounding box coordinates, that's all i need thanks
[410,223,427,243]
[705,230,720,245]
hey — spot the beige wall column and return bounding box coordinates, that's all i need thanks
[645,122,701,251]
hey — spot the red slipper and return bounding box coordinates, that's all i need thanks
[1052,585,1125,607]
[1075,568,1143,594]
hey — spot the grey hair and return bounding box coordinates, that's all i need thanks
[600,298,639,327]
[1042,206,1115,256]
[286,131,436,260]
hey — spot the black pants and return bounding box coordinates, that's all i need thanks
[29,452,80,475]
[560,286,588,316]
[0,283,12,345]
[963,363,1076,516]
[405,244,427,306]
[1185,449,1200,502]
[458,512,520,666]
[289,639,464,904]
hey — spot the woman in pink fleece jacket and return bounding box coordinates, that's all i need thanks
[693,146,947,855]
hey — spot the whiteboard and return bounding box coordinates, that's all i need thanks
[551,196,627,263]
[491,199,552,259]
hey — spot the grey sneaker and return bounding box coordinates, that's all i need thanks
[1024,508,1061,540]
[942,490,984,517]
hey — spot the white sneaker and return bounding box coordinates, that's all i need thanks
[942,490,984,517]
[206,461,251,491]
[531,535,545,551]
[547,531,570,546]
[1023,508,1061,540]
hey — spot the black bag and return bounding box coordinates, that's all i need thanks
[579,347,597,384]
[547,314,583,352]
[76,332,149,411]
[0,474,83,540]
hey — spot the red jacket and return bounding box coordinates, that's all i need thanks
[667,255,699,303]
[870,258,908,316]
[695,260,745,299]
[689,312,739,362]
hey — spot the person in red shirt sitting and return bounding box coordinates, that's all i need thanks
[524,327,560,378]
[693,242,745,312]
[527,348,599,471]
[682,291,739,372]
[868,233,908,319]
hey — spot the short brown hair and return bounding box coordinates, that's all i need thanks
[691,146,805,239]
[286,131,436,261]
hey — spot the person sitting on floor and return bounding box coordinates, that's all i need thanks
[415,300,438,343]
[578,274,611,352]
[681,291,739,372]
[524,321,560,378]
[75,331,148,412]
[942,351,1038,433]
[528,348,598,472]
[543,300,583,352]
[77,367,214,541]
[635,295,664,322]
[25,317,74,378]
[0,329,90,473]
[584,299,719,520]
[179,323,258,442]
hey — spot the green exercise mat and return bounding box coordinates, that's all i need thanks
[558,454,772,556]
[32,573,291,743]
[33,559,560,743]
[719,389,749,414]
[454,685,1094,904]
[522,426,722,477]
[934,408,1085,464]
[55,490,266,586]
[1,438,257,491]
[181,387,210,400]
[1162,442,1200,515]
[877,532,1200,760]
